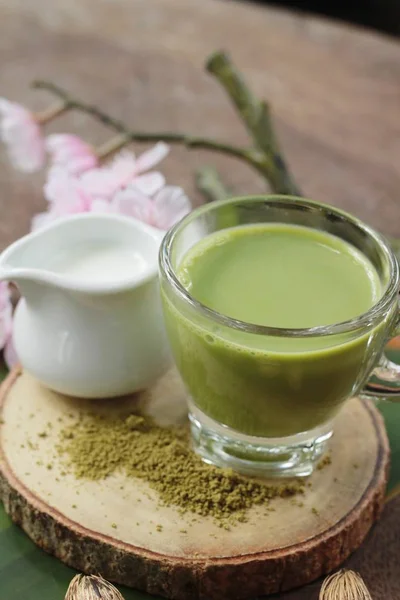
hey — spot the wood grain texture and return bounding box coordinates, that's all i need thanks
[0,0,400,248]
[0,369,390,599]
[271,490,400,600]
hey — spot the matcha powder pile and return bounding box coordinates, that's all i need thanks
[57,411,305,525]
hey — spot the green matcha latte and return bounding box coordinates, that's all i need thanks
[162,223,388,438]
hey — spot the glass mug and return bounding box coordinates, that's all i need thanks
[159,196,400,477]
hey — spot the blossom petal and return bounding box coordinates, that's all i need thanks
[67,154,99,174]
[46,134,98,175]
[135,142,169,173]
[0,98,45,172]
[153,186,191,230]
[113,188,153,224]
[80,167,120,198]
[106,150,137,186]
[44,169,94,213]
[44,169,71,205]
[91,199,117,213]
[94,144,169,194]
[131,172,165,195]
[46,134,91,157]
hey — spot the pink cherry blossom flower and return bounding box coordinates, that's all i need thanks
[45,168,94,212]
[113,185,191,229]
[31,142,190,233]
[0,98,45,172]
[81,143,169,199]
[31,168,98,230]
[46,134,98,175]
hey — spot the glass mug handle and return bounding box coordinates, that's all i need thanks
[363,312,400,400]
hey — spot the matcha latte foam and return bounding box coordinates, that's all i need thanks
[179,224,380,334]
[162,223,386,438]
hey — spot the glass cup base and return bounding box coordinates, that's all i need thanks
[189,402,333,478]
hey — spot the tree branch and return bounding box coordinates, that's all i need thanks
[206,51,301,196]
[196,166,232,203]
[32,80,258,171]
[29,60,400,257]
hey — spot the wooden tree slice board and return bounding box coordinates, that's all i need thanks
[0,368,389,600]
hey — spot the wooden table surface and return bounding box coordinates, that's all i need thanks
[1,1,400,599]
[1,0,400,247]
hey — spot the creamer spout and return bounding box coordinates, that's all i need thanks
[0,213,163,293]
[0,227,59,288]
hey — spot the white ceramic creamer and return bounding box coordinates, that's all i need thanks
[0,213,171,398]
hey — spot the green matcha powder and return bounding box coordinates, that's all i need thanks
[56,411,305,526]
